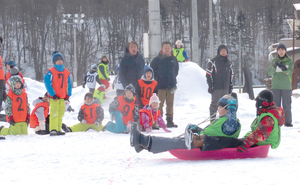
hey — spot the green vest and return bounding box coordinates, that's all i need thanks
[98,63,109,80]
[173,48,185,62]
[93,89,105,104]
[244,112,280,149]
[200,117,241,138]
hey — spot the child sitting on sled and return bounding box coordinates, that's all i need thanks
[62,92,104,132]
[139,93,170,133]
[130,92,241,153]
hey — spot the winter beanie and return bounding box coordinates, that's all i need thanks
[255,89,274,110]
[10,66,20,75]
[175,40,183,45]
[124,84,135,94]
[143,65,154,79]
[218,92,238,110]
[52,52,64,64]
[277,43,287,51]
[217,45,228,55]
[149,93,160,105]
[5,60,16,67]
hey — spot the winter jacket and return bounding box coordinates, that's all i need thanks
[98,61,109,80]
[206,54,233,90]
[150,52,179,89]
[267,55,294,90]
[83,70,101,89]
[119,49,145,89]
[139,105,167,130]
[44,64,72,98]
[244,105,285,149]
[172,47,188,62]
[78,99,104,124]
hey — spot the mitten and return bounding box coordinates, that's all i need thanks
[8,116,14,125]
[95,122,100,127]
[237,140,250,153]
[278,63,287,71]
[81,119,87,125]
[64,95,69,101]
[163,127,171,132]
[52,95,59,100]
[273,61,279,68]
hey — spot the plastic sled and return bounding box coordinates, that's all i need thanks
[169,145,270,160]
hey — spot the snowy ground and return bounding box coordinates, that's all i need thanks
[1,62,300,185]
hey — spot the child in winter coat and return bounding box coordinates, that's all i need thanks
[82,64,101,94]
[0,76,30,136]
[98,55,110,90]
[136,65,158,109]
[62,92,104,132]
[104,84,139,134]
[93,84,106,104]
[5,66,27,93]
[172,40,188,62]
[44,52,72,136]
[139,93,171,133]
[30,92,50,135]
[4,60,24,81]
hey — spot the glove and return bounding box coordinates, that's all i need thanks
[8,116,14,125]
[277,63,287,71]
[52,95,59,100]
[208,84,214,94]
[189,125,202,133]
[64,95,69,101]
[237,140,250,153]
[26,114,30,124]
[273,61,279,68]
[163,127,171,132]
[95,121,100,127]
[82,85,85,88]
[81,119,87,125]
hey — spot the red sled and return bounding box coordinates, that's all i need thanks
[169,145,270,160]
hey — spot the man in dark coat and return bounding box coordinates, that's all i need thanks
[119,41,145,91]
[206,44,233,121]
[150,41,179,128]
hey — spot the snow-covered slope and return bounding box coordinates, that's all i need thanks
[0,62,299,185]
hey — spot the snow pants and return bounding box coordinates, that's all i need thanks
[149,135,244,154]
[158,89,174,118]
[209,89,229,120]
[100,79,110,90]
[0,122,28,136]
[70,122,103,132]
[106,111,127,133]
[272,89,292,124]
[49,99,65,132]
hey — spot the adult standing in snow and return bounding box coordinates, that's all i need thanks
[172,40,188,62]
[206,44,233,121]
[0,36,5,113]
[150,41,179,128]
[267,43,293,127]
[119,41,145,91]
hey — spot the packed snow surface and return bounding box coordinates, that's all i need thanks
[1,62,299,184]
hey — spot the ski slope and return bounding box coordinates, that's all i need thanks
[0,62,299,185]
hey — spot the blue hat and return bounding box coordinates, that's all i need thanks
[5,60,16,67]
[52,52,64,64]
[143,65,154,79]
[218,92,238,110]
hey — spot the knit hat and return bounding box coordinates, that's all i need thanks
[124,84,135,94]
[255,89,274,110]
[143,65,154,79]
[52,52,64,64]
[10,66,19,75]
[218,92,238,110]
[149,93,160,105]
[277,43,286,51]
[175,40,183,45]
[5,60,16,67]
[217,44,228,55]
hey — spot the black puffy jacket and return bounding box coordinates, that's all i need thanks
[150,52,179,89]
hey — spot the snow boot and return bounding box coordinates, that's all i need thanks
[35,130,50,135]
[0,136,5,140]
[62,123,72,132]
[166,117,178,128]
[130,122,151,149]
[50,130,65,136]
[56,131,66,135]
[134,145,144,153]
[284,123,293,127]
[192,134,204,148]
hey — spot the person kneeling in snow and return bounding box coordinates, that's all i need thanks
[30,92,50,135]
[130,92,240,153]
[62,92,104,132]
[0,76,30,136]
[103,84,139,134]
[139,93,171,133]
